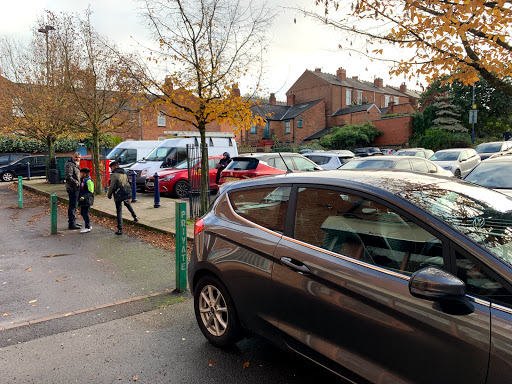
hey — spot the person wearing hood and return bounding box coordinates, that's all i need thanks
[215,152,231,184]
[108,161,138,235]
[64,152,82,230]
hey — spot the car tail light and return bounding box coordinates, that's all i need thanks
[194,218,205,236]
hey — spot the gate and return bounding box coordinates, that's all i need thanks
[187,143,210,218]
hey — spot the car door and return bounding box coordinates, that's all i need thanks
[31,156,46,176]
[208,158,220,188]
[272,185,490,384]
[410,158,429,173]
[14,157,30,177]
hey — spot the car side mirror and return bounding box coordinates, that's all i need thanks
[460,157,468,162]
[409,266,466,302]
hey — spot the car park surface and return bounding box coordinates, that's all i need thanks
[338,155,454,176]
[219,153,321,184]
[189,170,512,384]
[429,148,480,178]
[463,155,512,196]
[0,155,47,181]
[475,141,512,160]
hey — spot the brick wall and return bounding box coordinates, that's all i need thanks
[372,116,413,146]
[295,100,326,143]
[385,103,416,115]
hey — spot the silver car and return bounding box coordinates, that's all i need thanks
[430,148,481,178]
[303,150,354,170]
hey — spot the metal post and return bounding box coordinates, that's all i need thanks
[175,202,187,292]
[472,85,475,144]
[131,171,137,202]
[153,173,161,208]
[18,176,23,208]
[26,162,31,180]
[50,194,57,234]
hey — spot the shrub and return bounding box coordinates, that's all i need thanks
[319,122,382,150]
[415,130,472,151]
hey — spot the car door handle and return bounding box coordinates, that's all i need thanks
[280,257,310,274]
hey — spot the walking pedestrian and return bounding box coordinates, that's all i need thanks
[215,152,231,184]
[504,128,512,141]
[78,168,94,233]
[65,152,81,230]
[108,161,138,235]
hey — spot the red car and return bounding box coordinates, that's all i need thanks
[219,153,321,184]
[145,156,222,198]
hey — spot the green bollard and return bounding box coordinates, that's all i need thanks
[50,194,57,235]
[175,202,187,292]
[18,176,23,208]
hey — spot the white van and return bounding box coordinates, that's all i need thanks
[128,132,237,189]
[107,141,161,168]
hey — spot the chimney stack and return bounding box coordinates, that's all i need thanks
[269,93,276,105]
[374,78,384,88]
[232,83,241,98]
[287,93,295,106]
[400,83,407,93]
[336,67,347,82]
[314,67,322,72]
[352,76,358,80]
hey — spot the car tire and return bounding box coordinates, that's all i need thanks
[173,180,189,198]
[454,169,461,178]
[193,274,243,348]
[1,171,15,182]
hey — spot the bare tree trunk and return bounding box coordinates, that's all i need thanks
[45,136,56,180]
[199,124,209,216]
[91,128,103,195]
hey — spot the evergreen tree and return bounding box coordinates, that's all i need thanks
[431,93,467,132]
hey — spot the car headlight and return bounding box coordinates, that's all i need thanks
[161,175,176,182]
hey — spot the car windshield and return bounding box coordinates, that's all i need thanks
[107,148,124,160]
[476,143,502,153]
[341,159,395,169]
[398,181,512,266]
[174,158,202,169]
[397,151,417,156]
[145,147,176,161]
[464,162,512,189]
[430,151,460,161]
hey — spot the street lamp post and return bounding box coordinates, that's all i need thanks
[37,25,55,176]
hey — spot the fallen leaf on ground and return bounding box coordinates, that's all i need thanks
[117,377,122,381]
[243,362,250,368]
[29,299,37,303]
[25,268,32,271]
[208,359,215,367]
[181,338,186,341]
[55,279,61,282]
[2,313,10,317]
[64,312,73,317]
[132,375,139,381]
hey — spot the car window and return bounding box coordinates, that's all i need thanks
[455,251,512,306]
[229,186,291,234]
[292,156,317,171]
[395,159,412,170]
[411,159,428,173]
[0,155,10,163]
[226,158,259,170]
[268,157,287,170]
[460,151,468,161]
[426,161,437,173]
[17,157,30,165]
[305,155,329,165]
[293,187,444,275]
[36,157,45,164]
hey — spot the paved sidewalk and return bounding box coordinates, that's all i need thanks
[22,178,195,239]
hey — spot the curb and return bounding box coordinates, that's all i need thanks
[22,183,194,240]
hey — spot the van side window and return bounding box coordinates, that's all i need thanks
[209,138,214,146]
[176,147,188,164]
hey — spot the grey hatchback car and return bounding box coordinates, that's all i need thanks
[189,170,512,384]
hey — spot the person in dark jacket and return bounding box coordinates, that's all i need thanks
[108,161,138,235]
[78,168,94,233]
[215,152,231,184]
[64,152,81,229]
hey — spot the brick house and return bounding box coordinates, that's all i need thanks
[248,68,419,147]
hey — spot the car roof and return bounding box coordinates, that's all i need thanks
[435,148,472,152]
[221,169,456,197]
[478,155,512,162]
[233,153,305,160]
[304,151,353,157]
[349,155,418,161]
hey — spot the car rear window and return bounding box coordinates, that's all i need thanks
[225,158,259,171]
[341,159,395,169]
[305,155,330,165]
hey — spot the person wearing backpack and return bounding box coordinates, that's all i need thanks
[78,167,94,233]
[108,161,138,235]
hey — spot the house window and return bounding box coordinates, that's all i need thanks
[157,112,166,127]
[346,89,352,106]
[297,119,303,128]
[263,122,270,139]
[394,96,399,105]
[285,120,291,134]
[357,91,363,105]
[384,95,391,107]
[250,125,257,134]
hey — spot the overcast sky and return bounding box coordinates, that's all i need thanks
[0,0,421,100]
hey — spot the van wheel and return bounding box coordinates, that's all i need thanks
[173,180,189,198]
[1,172,14,182]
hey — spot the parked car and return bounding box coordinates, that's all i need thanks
[0,155,47,182]
[381,148,396,155]
[302,150,354,170]
[475,141,512,160]
[145,156,222,198]
[218,153,321,185]
[189,170,512,384]
[0,153,30,166]
[395,148,434,159]
[429,148,481,178]
[463,155,512,196]
[338,155,454,176]
[353,147,382,157]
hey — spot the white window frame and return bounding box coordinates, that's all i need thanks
[346,89,352,106]
[357,91,363,105]
[394,96,399,105]
[285,120,291,134]
[384,95,391,107]
[157,112,166,127]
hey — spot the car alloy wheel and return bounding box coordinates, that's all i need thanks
[454,169,462,178]
[193,275,242,347]
[1,172,14,182]
[173,180,189,198]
